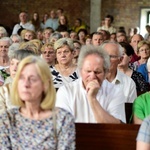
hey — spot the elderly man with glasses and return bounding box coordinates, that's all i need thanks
[101,41,137,103]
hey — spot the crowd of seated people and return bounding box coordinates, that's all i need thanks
[0,9,150,149]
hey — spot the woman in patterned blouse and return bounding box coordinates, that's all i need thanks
[0,55,75,149]
[50,38,80,90]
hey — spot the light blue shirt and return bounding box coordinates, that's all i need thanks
[45,18,59,30]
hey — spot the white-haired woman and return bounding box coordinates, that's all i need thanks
[50,38,80,90]
[0,26,7,39]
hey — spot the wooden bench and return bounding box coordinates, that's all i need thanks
[125,103,133,123]
[76,123,140,150]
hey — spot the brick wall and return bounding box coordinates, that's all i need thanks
[0,0,150,35]
[0,0,90,34]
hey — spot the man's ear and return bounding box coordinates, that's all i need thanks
[119,56,123,63]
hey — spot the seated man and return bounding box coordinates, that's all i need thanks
[12,11,35,35]
[97,14,116,34]
[91,32,104,46]
[56,45,126,123]
[101,41,137,103]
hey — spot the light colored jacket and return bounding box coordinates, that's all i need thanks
[0,83,17,114]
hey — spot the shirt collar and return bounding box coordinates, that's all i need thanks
[111,70,123,84]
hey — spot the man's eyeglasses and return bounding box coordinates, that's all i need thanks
[109,55,120,59]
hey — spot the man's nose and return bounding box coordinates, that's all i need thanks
[90,71,96,79]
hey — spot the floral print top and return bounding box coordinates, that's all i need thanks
[0,107,75,150]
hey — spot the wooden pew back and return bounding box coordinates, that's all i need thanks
[76,123,140,150]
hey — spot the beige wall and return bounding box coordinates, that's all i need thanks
[101,0,150,34]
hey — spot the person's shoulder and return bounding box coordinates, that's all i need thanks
[132,70,148,83]
[4,76,13,85]
[143,115,150,123]
[55,107,74,120]
[97,26,103,31]
[45,18,52,22]
[102,79,124,95]
[0,82,11,94]
[136,92,150,101]
[6,108,18,117]
[132,70,141,76]
[110,26,116,29]
[138,63,147,71]
[53,18,58,21]
[102,79,115,88]
[116,71,136,97]
[117,70,135,83]
[13,23,20,28]
[0,108,17,122]
[26,22,34,27]
[59,78,81,90]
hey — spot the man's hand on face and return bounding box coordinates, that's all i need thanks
[86,79,100,100]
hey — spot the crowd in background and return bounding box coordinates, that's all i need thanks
[0,8,150,149]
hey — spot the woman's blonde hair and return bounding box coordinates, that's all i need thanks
[41,42,54,53]
[137,40,150,53]
[24,29,36,40]
[11,55,56,110]
[20,29,27,40]
[19,39,42,55]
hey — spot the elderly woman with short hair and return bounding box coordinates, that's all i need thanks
[0,37,12,84]
[133,40,150,70]
[0,49,35,114]
[10,34,22,43]
[0,26,7,39]
[49,32,62,44]
[50,38,80,89]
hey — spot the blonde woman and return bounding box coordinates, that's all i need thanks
[133,40,150,70]
[23,29,36,41]
[0,55,75,149]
